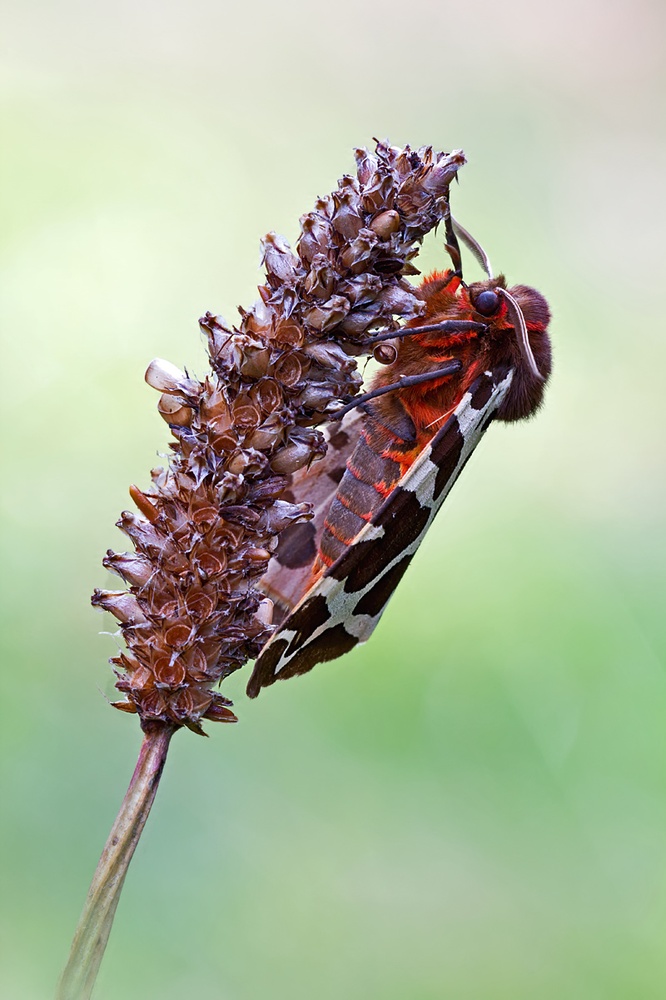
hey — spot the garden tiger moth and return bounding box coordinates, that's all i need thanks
[247,225,552,697]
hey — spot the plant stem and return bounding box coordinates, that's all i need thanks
[57,721,177,1000]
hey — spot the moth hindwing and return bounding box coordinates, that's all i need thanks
[247,368,513,697]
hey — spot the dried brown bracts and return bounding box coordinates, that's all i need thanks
[94,141,466,733]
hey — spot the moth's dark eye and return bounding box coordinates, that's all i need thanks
[474,290,500,316]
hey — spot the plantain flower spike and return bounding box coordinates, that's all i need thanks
[93,141,466,735]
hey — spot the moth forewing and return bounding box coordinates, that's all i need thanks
[247,368,513,697]
[257,411,365,617]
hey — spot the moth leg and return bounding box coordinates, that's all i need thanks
[330,362,462,422]
[363,319,486,346]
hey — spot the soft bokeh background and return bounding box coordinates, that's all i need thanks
[1,1,665,997]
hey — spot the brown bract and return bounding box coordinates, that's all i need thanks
[93,140,466,734]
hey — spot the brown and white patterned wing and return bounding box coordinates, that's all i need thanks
[258,411,364,617]
[247,368,513,697]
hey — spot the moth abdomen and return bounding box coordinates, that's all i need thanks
[318,424,401,568]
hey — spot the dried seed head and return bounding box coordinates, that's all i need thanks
[273,352,306,388]
[269,441,314,475]
[303,295,351,333]
[369,210,401,239]
[145,358,187,393]
[95,140,464,733]
[373,341,398,365]
[157,393,194,427]
[240,346,271,379]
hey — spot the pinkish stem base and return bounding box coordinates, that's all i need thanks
[56,722,176,1000]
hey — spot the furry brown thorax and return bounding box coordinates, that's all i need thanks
[370,270,552,438]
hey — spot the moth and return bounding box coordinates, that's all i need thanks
[247,222,552,698]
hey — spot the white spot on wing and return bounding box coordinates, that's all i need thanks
[361,523,386,541]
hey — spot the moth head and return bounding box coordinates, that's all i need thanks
[451,217,552,419]
[461,275,551,420]
[497,283,552,420]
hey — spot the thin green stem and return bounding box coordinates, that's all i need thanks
[56,722,177,1000]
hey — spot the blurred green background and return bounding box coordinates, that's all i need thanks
[1,1,665,997]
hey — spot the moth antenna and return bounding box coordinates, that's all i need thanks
[496,287,543,380]
[329,361,463,421]
[451,217,494,278]
[363,320,487,346]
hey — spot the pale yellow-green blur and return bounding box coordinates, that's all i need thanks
[2,1,665,997]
